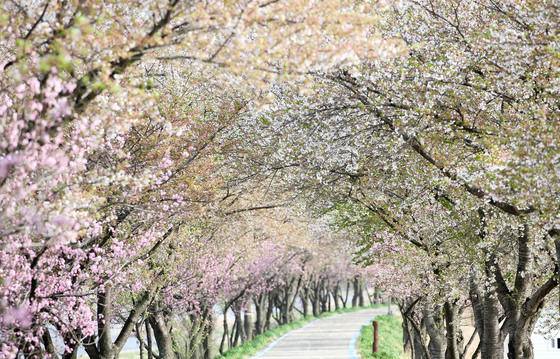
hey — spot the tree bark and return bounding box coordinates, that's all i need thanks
[470,276,504,359]
[424,305,446,359]
[444,301,462,359]
[254,294,266,335]
[136,321,145,359]
[201,307,213,359]
[485,225,559,359]
[265,293,274,331]
[145,319,154,359]
[219,306,229,354]
[244,313,253,342]
[400,297,430,359]
[148,310,176,359]
[42,331,59,359]
[332,284,340,310]
[300,289,309,317]
[358,280,365,307]
[352,277,359,307]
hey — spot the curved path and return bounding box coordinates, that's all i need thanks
[252,308,386,359]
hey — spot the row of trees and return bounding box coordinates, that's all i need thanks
[124,209,374,359]
[245,1,560,359]
[215,225,372,356]
[0,0,384,357]
[2,1,560,359]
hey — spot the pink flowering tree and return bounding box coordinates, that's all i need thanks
[0,0,390,355]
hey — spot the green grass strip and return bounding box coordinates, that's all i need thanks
[216,304,386,359]
[358,314,404,359]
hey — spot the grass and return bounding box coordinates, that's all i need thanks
[358,314,404,359]
[216,304,387,359]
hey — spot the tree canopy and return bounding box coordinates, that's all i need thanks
[1,1,559,359]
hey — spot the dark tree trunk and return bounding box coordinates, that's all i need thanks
[145,319,154,359]
[136,321,145,359]
[332,285,340,310]
[311,283,320,317]
[397,299,413,357]
[83,288,155,359]
[352,277,359,307]
[254,294,266,335]
[281,283,291,325]
[42,331,59,359]
[264,293,274,331]
[413,321,427,359]
[374,287,381,304]
[98,288,113,359]
[220,306,229,354]
[358,281,365,307]
[232,311,246,346]
[300,289,309,317]
[286,275,302,323]
[320,284,329,313]
[399,297,430,359]
[194,306,213,359]
[339,282,350,308]
[148,312,177,359]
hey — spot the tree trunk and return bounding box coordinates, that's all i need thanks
[358,281,365,307]
[42,331,59,359]
[424,306,446,359]
[399,297,430,359]
[397,299,413,357]
[320,284,328,313]
[264,293,275,331]
[232,311,245,346]
[281,283,291,325]
[444,301,462,359]
[505,307,541,359]
[136,321,145,359]
[219,306,229,354]
[300,289,309,317]
[254,294,266,335]
[148,312,177,359]
[244,313,253,342]
[98,288,113,359]
[411,317,428,359]
[484,224,558,359]
[145,319,154,359]
[84,288,155,359]
[333,285,340,310]
[352,277,359,307]
[470,276,504,359]
[311,285,320,317]
[287,275,302,322]
[374,287,381,304]
[340,282,350,308]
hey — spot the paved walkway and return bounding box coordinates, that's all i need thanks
[252,308,386,359]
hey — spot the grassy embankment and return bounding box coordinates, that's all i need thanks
[216,304,386,359]
[357,314,404,359]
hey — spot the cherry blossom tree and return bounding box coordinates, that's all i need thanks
[238,2,560,358]
[1,0,391,357]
